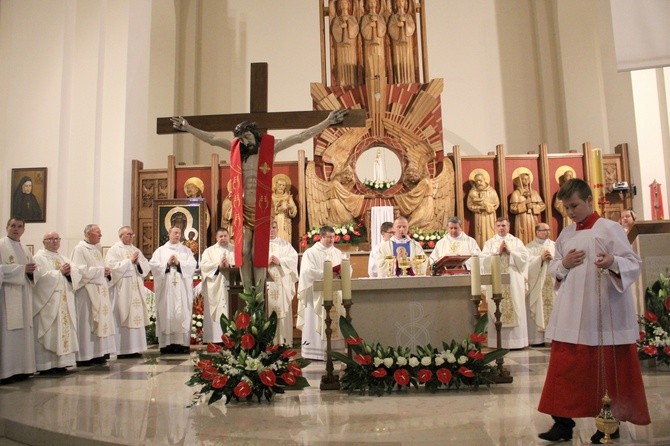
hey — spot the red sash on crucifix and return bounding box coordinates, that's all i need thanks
[230,135,275,268]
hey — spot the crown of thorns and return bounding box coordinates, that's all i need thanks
[233,121,259,137]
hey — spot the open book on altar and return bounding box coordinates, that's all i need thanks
[431,255,471,276]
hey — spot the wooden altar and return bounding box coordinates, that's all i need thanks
[313,274,508,350]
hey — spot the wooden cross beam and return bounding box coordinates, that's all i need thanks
[156,63,366,134]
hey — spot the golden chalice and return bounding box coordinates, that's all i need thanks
[384,255,395,276]
[412,254,426,276]
[397,257,411,276]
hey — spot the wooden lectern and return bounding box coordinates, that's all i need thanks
[628,221,670,314]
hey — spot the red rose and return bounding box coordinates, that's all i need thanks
[428,240,436,248]
[343,234,351,241]
[207,343,222,353]
[211,374,228,389]
[259,369,276,387]
[371,368,387,378]
[233,381,252,398]
[201,366,217,381]
[419,241,425,248]
[287,362,302,376]
[313,234,321,242]
[281,372,297,386]
[664,346,670,356]
[221,334,236,348]
[334,235,341,243]
[458,366,475,378]
[346,336,364,346]
[417,369,433,383]
[393,369,410,386]
[300,239,307,248]
[241,333,256,350]
[436,368,452,384]
[470,332,487,343]
[643,345,658,356]
[644,310,658,323]
[639,331,646,341]
[354,354,372,365]
[467,350,484,360]
[197,359,213,370]
[266,344,280,352]
[282,349,297,359]
[236,312,251,330]
[301,234,308,240]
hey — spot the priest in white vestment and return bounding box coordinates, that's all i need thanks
[106,226,151,357]
[525,223,556,346]
[482,217,530,349]
[32,231,80,373]
[429,216,481,271]
[368,221,394,277]
[71,224,116,365]
[376,216,427,277]
[297,226,346,360]
[0,217,37,382]
[200,228,234,344]
[267,221,298,345]
[150,226,197,354]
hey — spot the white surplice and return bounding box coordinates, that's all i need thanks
[429,232,481,270]
[71,241,116,361]
[297,242,346,360]
[32,248,80,370]
[199,242,234,343]
[0,237,36,379]
[266,237,298,345]
[106,241,151,355]
[482,233,530,349]
[525,238,556,345]
[149,242,197,348]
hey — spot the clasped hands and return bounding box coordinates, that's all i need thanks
[562,248,613,270]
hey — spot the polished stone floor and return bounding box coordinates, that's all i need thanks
[1,346,669,445]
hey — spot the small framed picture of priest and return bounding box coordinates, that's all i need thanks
[153,198,207,260]
[10,167,47,223]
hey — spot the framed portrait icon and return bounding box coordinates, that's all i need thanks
[153,198,207,260]
[11,167,47,223]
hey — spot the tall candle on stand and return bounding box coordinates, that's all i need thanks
[491,255,502,294]
[323,260,333,302]
[591,147,605,215]
[341,258,352,300]
[470,256,481,296]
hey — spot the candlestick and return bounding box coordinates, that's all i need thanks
[591,147,606,215]
[470,256,481,295]
[341,258,352,301]
[323,260,333,302]
[491,255,501,294]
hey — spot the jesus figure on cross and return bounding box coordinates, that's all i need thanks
[171,109,347,294]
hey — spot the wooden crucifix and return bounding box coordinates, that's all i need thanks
[156,63,366,134]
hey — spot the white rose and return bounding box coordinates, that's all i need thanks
[458,355,468,365]
[435,356,445,366]
[196,321,202,328]
[383,357,394,368]
[421,356,432,366]
[396,356,408,366]
[373,357,384,367]
[409,357,420,367]
[446,353,457,363]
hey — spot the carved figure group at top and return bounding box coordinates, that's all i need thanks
[466,169,500,248]
[509,169,546,245]
[330,0,418,86]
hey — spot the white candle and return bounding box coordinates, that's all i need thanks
[470,256,481,296]
[323,260,333,302]
[491,255,502,294]
[341,258,352,301]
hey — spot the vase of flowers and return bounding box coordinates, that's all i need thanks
[363,178,396,191]
[190,294,205,345]
[410,228,446,249]
[330,314,507,396]
[186,287,311,405]
[637,273,670,367]
[301,223,366,248]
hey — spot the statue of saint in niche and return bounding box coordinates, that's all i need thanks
[331,0,359,86]
[466,169,500,248]
[509,168,546,245]
[271,174,298,242]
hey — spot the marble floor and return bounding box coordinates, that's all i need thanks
[1,346,669,446]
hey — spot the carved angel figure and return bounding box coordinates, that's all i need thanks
[331,0,360,86]
[394,165,451,232]
[306,162,365,228]
[388,0,416,84]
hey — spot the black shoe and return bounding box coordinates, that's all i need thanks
[591,428,620,444]
[539,417,575,442]
[91,356,107,365]
[117,353,142,359]
[76,360,93,367]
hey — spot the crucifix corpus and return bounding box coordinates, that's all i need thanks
[157,62,366,294]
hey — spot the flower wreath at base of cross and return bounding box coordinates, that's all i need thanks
[637,273,670,366]
[330,314,508,396]
[186,287,310,405]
